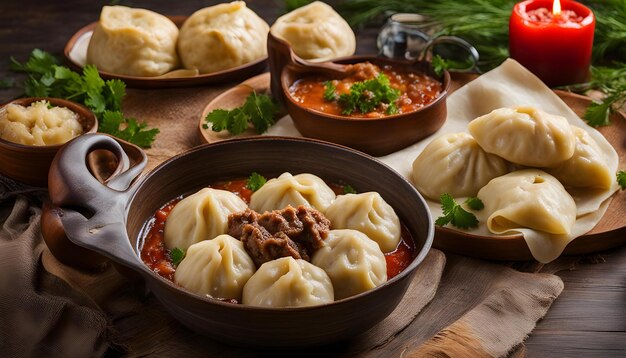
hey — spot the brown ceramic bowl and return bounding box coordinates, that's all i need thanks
[0,97,98,186]
[268,33,450,157]
[47,134,433,348]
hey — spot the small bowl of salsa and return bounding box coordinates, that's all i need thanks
[269,34,450,156]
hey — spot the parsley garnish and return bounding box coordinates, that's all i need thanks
[246,172,267,192]
[435,193,483,229]
[618,171,626,190]
[334,73,400,116]
[343,184,356,194]
[8,49,159,147]
[432,55,450,77]
[581,65,626,127]
[170,248,185,266]
[323,81,338,102]
[204,92,280,135]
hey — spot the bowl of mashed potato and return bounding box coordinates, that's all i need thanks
[0,97,97,186]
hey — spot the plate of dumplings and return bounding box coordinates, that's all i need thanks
[64,2,269,88]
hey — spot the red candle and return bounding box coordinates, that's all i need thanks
[509,0,595,86]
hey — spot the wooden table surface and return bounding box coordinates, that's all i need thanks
[0,0,624,356]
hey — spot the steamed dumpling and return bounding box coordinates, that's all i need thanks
[178,1,269,74]
[242,257,334,307]
[545,126,613,189]
[325,193,401,253]
[477,169,576,235]
[164,188,248,250]
[249,172,336,213]
[270,1,356,62]
[87,5,179,76]
[411,132,510,200]
[312,229,387,300]
[174,235,256,301]
[468,106,576,167]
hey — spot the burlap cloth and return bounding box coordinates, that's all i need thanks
[0,80,565,357]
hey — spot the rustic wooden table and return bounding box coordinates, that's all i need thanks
[0,0,624,356]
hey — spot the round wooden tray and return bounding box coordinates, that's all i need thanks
[64,16,268,89]
[196,74,626,261]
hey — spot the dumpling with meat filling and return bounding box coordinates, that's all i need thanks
[312,229,387,300]
[178,1,269,74]
[468,106,576,167]
[164,188,248,250]
[174,235,256,301]
[411,132,510,201]
[477,169,576,235]
[87,5,179,76]
[325,192,401,253]
[249,172,336,213]
[270,1,356,62]
[544,126,613,190]
[242,257,334,307]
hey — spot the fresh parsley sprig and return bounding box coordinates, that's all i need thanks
[618,171,626,190]
[343,184,357,194]
[328,73,400,115]
[204,92,279,135]
[246,172,267,192]
[581,65,626,127]
[8,49,159,147]
[435,193,483,229]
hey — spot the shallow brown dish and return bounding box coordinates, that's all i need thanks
[0,97,97,187]
[64,16,268,89]
[268,33,450,157]
[47,134,433,348]
[433,90,626,260]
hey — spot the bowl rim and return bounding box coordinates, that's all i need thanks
[281,55,451,123]
[128,135,434,312]
[0,97,98,150]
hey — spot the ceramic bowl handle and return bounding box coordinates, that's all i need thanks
[48,134,147,270]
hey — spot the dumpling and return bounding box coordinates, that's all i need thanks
[270,1,356,62]
[164,188,248,250]
[325,192,401,253]
[545,126,613,189]
[468,106,576,167]
[477,169,576,235]
[174,235,256,301]
[242,257,334,307]
[178,2,269,74]
[249,172,336,213]
[87,5,179,76]
[411,132,510,200]
[312,229,387,300]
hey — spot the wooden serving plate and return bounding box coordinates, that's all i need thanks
[436,90,626,260]
[197,72,271,144]
[64,16,268,89]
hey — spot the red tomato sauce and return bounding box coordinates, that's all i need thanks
[140,178,417,282]
[289,62,442,119]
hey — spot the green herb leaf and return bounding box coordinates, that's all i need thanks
[432,55,449,77]
[246,172,267,192]
[337,73,400,115]
[343,184,357,194]
[170,248,185,266]
[100,110,160,148]
[9,49,159,147]
[618,171,626,190]
[435,193,480,229]
[323,81,337,102]
[204,92,279,135]
[464,197,484,211]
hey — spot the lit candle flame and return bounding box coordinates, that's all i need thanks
[552,0,562,16]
